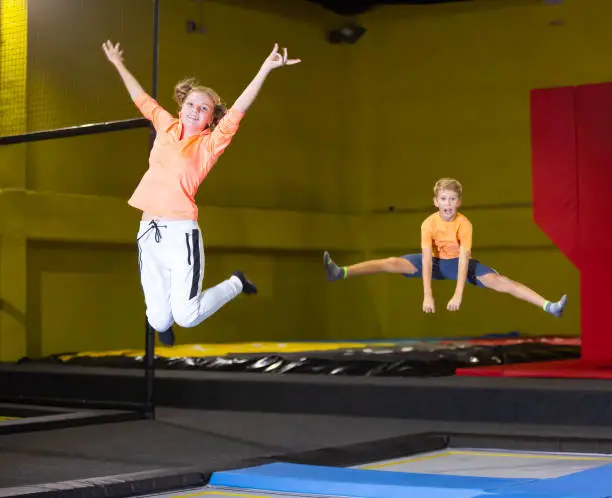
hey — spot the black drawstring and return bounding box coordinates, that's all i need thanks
[137,220,167,243]
[137,220,166,274]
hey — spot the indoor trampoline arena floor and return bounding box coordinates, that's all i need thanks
[140,447,612,498]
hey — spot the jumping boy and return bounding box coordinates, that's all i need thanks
[323,178,567,316]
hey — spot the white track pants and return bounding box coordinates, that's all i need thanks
[136,219,242,332]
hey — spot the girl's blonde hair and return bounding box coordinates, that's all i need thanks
[173,77,226,130]
[433,177,463,197]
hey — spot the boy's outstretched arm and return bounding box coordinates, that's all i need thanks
[448,220,473,311]
[422,247,435,313]
[448,246,470,311]
[421,221,435,313]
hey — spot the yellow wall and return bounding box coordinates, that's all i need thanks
[325,0,612,339]
[2,0,610,360]
[0,0,28,360]
[0,0,374,360]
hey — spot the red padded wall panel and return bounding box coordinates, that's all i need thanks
[530,87,579,267]
[575,83,612,362]
[532,82,612,364]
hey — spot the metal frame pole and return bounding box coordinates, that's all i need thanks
[143,0,161,420]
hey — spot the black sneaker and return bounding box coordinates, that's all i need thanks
[146,318,175,347]
[232,271,258,294]
[158,327,175,346]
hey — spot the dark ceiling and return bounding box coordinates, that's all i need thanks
[306,0,470,16]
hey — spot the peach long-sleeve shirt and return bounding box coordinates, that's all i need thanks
[128,92,244,220]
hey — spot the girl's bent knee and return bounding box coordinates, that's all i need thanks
[172,305,199,329]
[147,313,174,333]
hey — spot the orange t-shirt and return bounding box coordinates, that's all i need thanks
[128,92,244,220]
[421,212,473,259]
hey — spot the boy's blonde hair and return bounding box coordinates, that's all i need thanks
[433,178,463,197]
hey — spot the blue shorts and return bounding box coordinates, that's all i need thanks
[401,253,497,288]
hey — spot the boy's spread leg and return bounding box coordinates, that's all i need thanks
[323,251,346,281]
[543,294,568,318]
[478,272,567,317]
[323,251,417,281]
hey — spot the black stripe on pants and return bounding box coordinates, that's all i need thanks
[189,229,201,299]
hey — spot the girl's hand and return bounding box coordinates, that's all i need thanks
[102,40,124,66]
[261,43,301,72]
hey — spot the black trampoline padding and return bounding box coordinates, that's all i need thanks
[0,467,207,498]
[0,403,143,435]
[15,337,581,378]
[4,419,612,498]
[0,431,448,498]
